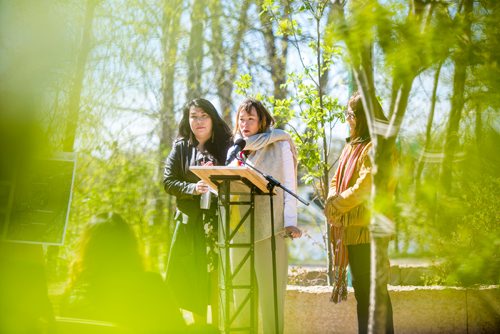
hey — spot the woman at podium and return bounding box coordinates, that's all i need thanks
[163,98,233,327]
[232,98,302,333]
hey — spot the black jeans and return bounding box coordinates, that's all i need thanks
[348,243,394,334]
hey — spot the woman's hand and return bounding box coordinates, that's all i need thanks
[194,180,210,195]
[324,195,341,224]
[285,226,302,239]
[202,161,214,167]
[194,161,213,195]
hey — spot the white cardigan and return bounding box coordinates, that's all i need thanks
[237,129,298,240]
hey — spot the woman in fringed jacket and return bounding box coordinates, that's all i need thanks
[325,91,394,334]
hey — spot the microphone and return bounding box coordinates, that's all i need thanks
[225,138,246,165]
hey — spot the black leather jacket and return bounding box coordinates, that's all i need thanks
[163,138,201,214]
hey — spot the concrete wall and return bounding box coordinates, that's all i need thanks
[284,285,500,334]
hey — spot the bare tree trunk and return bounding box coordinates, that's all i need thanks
[209,0,251,125]
[186,0,205,101]
[313,1,335,285]
[154,0,182,268]
[258,0,289,109]
[475,103,482,146]
[63,0,97,152]
[333,1,414,331]
[49,0,97,278]
[415,62,442,190]
[440,0,472,193]
[332,1,395,330]
[330,0,463,331]
[319,2,336,90]
[369,87,411,334]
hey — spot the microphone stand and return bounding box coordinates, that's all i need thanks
[236,156,309,333]
[236,156,309,207]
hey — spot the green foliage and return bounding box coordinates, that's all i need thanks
[394,126,500,286]
[441,129,500,285]
[235,70,344,192]
[276,18,298,36]
[240,1,346,203]
[62,145,170,278]
[281,73,344,185]
[330,0,454,83]
[235,73,253,97]
[13,0,497,289]
[261,0,279,15]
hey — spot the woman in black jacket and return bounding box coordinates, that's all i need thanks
[163,98,232,327]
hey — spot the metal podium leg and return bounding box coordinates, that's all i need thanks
[217,178,256,333]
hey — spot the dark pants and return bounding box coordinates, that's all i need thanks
[348,243,394,334]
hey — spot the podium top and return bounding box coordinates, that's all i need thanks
[189,166,271,194]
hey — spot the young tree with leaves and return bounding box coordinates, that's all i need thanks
[330,0,455,332]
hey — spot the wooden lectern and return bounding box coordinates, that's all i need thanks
[190,166,270,195]
[190,166,271,334]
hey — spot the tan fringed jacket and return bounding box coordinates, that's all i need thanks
[327,139,373,245]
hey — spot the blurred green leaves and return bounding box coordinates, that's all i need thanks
[2,0,499,289]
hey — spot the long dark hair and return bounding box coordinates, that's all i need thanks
[348,91,370,140]
[178,98,233,165]
[67,213,144,289]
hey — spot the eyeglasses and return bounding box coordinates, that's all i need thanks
[344,110,356,119]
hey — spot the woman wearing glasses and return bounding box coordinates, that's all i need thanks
[324,91,394,334]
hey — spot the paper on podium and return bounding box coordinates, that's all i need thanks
[189,166,272,195]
